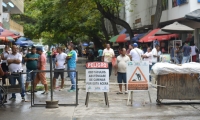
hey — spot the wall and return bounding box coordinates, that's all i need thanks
[125,0,200,29]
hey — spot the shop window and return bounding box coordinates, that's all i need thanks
[172,0,178,7]
[172,0,188,7]
[162,0,168,10]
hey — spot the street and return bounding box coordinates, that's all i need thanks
[0,57,200,120]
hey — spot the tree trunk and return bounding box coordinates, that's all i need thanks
[153,0,163,29]
[100,17,110,41]
[110,21,119,35]
[91,35,103,49]
[96,2,133,40]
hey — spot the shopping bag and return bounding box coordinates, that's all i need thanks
[112,57,117,67]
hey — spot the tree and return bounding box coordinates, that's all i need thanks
[153,0,163,29]
[94,0,134,39]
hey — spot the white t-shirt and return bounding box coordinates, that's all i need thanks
[129,48,143,61]
[191,46,197,56]
[103,48,115,63]
[143,52,153,65]
[117,55,130,73]
[55,52,67,69]
[2,51,9,63]
[7,53,22,72]
[152,48,158,63]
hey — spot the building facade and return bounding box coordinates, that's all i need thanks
[0,0,24,35]
[125,0,200,47]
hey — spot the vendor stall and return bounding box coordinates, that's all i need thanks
[152,62,200,104]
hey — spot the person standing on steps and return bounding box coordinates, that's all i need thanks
[24,46,39,92]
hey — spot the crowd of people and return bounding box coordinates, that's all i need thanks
[0,44,77,103]
[100,42,199,94]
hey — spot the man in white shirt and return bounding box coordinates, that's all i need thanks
[7,45,25,101]
[53,47,68,90]
[152,44,160,66]
[102,44,115,77]
[115,48,130,94]
[129,43,143,61]
[142,47,152,81]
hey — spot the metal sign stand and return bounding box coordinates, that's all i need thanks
[127,90,152,105]
[85,62,109,107]
[85,92,109,107]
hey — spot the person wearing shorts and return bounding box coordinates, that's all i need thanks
[34,48,48,94]
[53,47,67,91]
[24,46,39,92]
[115,48,130,94]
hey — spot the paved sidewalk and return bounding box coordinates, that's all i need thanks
[1,57,200,120]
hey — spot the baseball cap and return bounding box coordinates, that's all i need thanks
[36,47,43,51]
[133,43,138,47]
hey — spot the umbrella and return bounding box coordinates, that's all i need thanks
[161,22,194,33]
[125,33,146,42]
[119,29,126,34]
[17,36,30,41]
[0,36,15,42]
[82,42,88,46]
[0,26,4,32]
[185,9,200,22]
[109,34,129,43]
[16,40,34,46]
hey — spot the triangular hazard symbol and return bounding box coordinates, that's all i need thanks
[128,67,148,83]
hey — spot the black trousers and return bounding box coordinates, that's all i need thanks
[1,63,8,84]
[108,62,112,77]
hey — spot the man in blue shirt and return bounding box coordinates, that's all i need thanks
[182,42,191,64]
[67,44,77,92]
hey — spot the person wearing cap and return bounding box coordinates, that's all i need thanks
[24,46,39,92]
[129,43,143,61]
[7,45,25,101]
[33,47,48,94]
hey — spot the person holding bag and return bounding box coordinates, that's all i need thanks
[129,43,143,61]
[102,44,115,77]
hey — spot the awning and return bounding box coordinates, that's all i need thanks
[161,22,194,33]
[124,33,146,42]
[139,29,178,43]
[185,9,200,22]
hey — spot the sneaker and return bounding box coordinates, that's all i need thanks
[41,91,48,95]
[116,91,123,94]
[9,97,16,101]
[29,90,37,93]
[22,97,25,101]
[25,90,30,92]
[68,89,75,92]
[124,91,128,94]
[59,88,64,91]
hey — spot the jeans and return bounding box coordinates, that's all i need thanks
[52,58,56,68]
[9,75,25,98]
[182,56,190,64]
[26,69,37,83]
[69,67,76,90]
[149,65,152,82]
[108,62,112,77]
[172,57,179,64]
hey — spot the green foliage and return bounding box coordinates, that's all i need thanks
[11,0,129,46]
